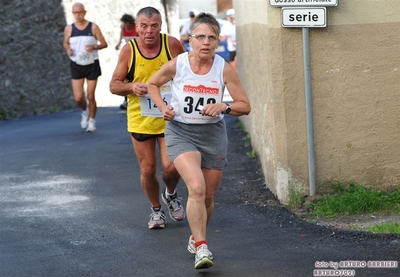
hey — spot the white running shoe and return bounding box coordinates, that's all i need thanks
[194,244,214,269]
[187,235,196,254]
[188,236,214,260]
[80,110,89,129]
[148,209,166,229]
[86,118,96,132]
[161,189,185,221]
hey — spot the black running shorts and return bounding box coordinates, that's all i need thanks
[131,132,165,142]
[70,59,102,80]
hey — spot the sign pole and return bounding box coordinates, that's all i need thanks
[270,0,339,196]
[302,27,316,196]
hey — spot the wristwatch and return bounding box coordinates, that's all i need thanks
[224,103,231,114]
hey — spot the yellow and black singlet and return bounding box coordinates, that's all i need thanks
[125,33,172,134]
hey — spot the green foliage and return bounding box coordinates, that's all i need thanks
[33,108,41,115]
[245,133,251,147]
[246,148,255,159]
[309,183,400,217]
[0,108,17,120]
[288,188,305,209]
[308,219,318,225]
[0,108,9,120]
[237,120,246,132]
[49,106,59,113]
[237,121,255,159]
[0,106,60,120]
[366,222,400,235]
[331,182,347,194]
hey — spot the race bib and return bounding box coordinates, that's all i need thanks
[76,51,94,66]
[140,82,172,117]
[179,82,222,124]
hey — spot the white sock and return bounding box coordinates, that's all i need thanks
[165,189,176,198]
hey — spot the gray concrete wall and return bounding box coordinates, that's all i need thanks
[234,0,400,203]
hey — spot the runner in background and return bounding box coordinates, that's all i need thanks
[220,9,236,71]
[115,14,138,110]
[63,2,108,132]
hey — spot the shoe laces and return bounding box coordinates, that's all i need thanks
[196,245,210,258]
[168,197,183,211]
[150,211,166,220]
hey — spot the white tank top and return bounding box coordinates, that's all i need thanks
[69,22,98,65]
[171,52,225,124]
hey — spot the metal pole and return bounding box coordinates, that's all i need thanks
[302,27,316,196]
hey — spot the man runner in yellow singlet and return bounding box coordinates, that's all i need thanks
[109,7,185,229]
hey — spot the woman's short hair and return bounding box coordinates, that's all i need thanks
[189,13,221,36]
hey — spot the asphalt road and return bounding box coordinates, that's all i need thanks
[0,108,399,277]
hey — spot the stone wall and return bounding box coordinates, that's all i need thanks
[0,0,74,119]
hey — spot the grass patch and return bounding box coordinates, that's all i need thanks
[366,222,400,235]
[0,108,9,120]
[245,133,251,147]
[246,148,255,159]
[49,106,60,113]
[304,183,400,234]
[288,188,305,209]
[237,120,246,133]
[0,108,18,120]
[33,108,41,115]
[238,121,256,159]
[309,183,400,217]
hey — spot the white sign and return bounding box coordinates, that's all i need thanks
[282,8,326,27]
[270,0,338,7]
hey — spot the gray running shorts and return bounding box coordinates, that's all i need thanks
[165,120,228,170]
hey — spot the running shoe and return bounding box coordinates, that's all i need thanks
[188,236,213,260]
[194,244,214,269]
[148,209,166,229]
[161,189,185,221]
[86,118,96,132]
[187,235,196,254]
[81,110,89,129]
